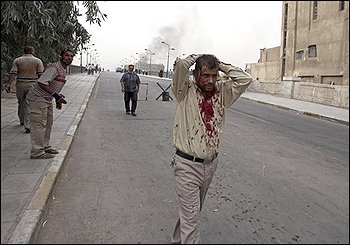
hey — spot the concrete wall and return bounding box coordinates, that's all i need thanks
[259,46,280,62]
[249,62,280,81]
[68,65,85,74]
[248,80,349,109]
[248,46,281,81]
[293,82,349,108]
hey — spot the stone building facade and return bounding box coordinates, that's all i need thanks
[247,1,349,108]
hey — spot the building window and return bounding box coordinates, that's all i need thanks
[308,45,317,58]
[312,1,318,20]
[339,1,345,11]
[296,50,305,60]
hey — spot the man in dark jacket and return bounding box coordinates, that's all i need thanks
[120,64,141,116]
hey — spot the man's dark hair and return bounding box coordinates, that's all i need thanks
[194,54,218,72]
[24,46,34,54]
[128,64,134,68]
[60,48,74,57]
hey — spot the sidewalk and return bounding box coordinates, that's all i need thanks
[1,73,99,244]
[1,73,348,243]
[241,92,349,125]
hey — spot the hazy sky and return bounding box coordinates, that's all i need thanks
[74,1,282,71]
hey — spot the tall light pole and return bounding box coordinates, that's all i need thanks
[136,52,146,73]
[161,41,175,78]
[85,43,95,66]
[131,54,136,65]
[145,48,155,75]
[135,53,140,72]
[80,42,83,73]
[90,49,97,64]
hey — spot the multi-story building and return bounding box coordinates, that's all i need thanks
[247,1,349,108]
[282,1,348,85]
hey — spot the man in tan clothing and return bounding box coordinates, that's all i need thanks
[170,54,252,244]
[27,48,74,159]
[5,46,44,133]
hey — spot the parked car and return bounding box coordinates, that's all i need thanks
[116,67,123,73]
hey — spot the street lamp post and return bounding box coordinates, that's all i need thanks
[80,42,83,73]
[161,41,175,78]
[85,44,95,66]
[136,52,146,73]
[90,49,97,64]
[131,55,136,66]
[145,48,155,75]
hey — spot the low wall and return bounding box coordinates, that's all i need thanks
[248,80,349,109]
[249,62,280,81]
[68,65,85,74]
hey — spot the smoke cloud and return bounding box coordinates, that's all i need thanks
[140,5,203,66]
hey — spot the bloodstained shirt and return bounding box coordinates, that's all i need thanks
[172,54,252,159]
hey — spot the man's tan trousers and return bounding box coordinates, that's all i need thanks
[171,153,219,244]
[28,98,53,157]
[16,81,35,129]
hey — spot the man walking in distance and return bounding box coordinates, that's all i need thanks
[5,46,45,133]
[170,54,252,244]
[26,48,74,159]
[120,64,141,116]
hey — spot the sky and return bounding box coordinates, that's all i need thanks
[73,1,283,71]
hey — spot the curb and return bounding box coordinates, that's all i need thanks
[242,97,349,126]
[7,76,97,244]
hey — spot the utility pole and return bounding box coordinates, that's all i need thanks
[145,48,155,75]
[85,43,95,67]
[80,42,83,73]
[161,41,175,78]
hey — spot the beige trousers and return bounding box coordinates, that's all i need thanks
[16,81,35,128]
[171,153,219,244]
[28,98,53,157]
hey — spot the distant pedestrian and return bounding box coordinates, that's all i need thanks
[26,48,74,159]
[120,64,141,116]
[91,63,95,75]
[170,54,252,243]
[5,46,45,133]
[87,63,94,75]
[159,69,163,77]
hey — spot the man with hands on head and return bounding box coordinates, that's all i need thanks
[170,54,252,244]
[26,48,74,159]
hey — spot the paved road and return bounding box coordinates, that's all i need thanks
[2,71,348,244]
[33,72,349,244]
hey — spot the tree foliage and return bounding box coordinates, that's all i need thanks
[1,1,107,86]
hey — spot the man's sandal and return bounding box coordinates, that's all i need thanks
[30,152,55,159]
[45,148,59,154]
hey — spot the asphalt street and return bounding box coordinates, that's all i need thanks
[31,72,349,244]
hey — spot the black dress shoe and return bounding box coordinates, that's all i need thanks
[25,128,30,133]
